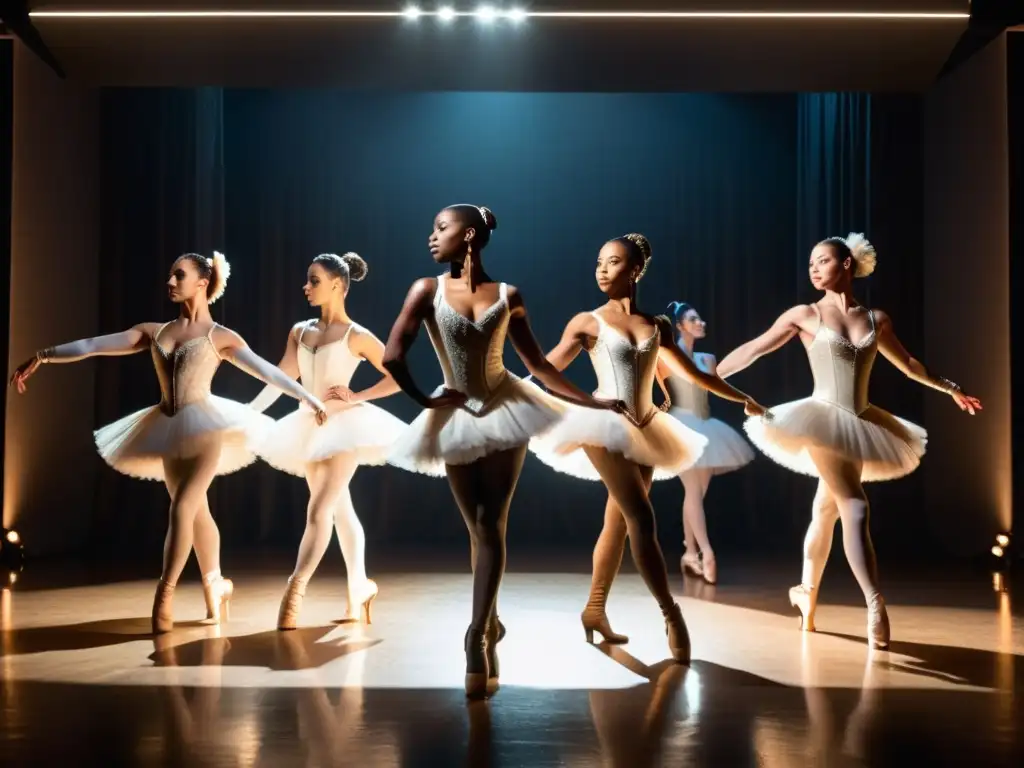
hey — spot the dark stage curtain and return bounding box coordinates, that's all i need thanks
[91,90,929,567]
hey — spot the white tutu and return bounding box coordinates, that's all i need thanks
[94,395,275,481]
[744,398,927,482]
[530,405,709,482]
[387,375,562,477]
[257,400,409,477]
[668,408,755,474]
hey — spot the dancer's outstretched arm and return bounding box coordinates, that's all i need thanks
[716,305,816,379]
[506,291,620,411]
[249,323,303,413]
[874,310,982,415]
[382,278,466,409]
[10,324,157,393]
[214,326,327,421]
[655,318,765,414]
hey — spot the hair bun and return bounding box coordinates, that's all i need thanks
[624,233,652,262]
[844,232,877,278]
[207,251,231,304]
[341,252,368,282]
[478,206,498,231]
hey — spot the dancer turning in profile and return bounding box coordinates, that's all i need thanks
[9,252,328,633]
[656,301,755,584]
[383,204,622,698]
[530,234,767,658]
[717,234,981,649]
[249,253,407,630]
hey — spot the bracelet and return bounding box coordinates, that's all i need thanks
[937,377,961,395]
[36,347,55,363]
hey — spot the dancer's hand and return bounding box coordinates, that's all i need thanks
[951,390,982,415]
[325,385,355,403]
[9,356,42,394]
[595,396,628,414]
[744,398,769,418]
[314,406,328,426]
[427,388,467,409]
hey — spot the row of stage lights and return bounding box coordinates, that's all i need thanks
[403,6,526,23]
[28,9,972,20]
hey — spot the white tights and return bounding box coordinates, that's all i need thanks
[160,435,223,586]
[680,468,713,559]
[289,453,367,600]
[801,448,881,605]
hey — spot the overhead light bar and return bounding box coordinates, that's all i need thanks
[28,10,971,20]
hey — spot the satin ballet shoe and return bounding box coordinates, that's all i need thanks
[789,584,818,633]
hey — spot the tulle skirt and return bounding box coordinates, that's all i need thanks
[529,404,709,482]
[667,408,755,474]
[93,396,275,482]
[744,397,927,482]
[387,375,562,477]
[256,401,409,477]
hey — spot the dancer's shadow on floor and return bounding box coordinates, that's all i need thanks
[149,625,381,670]
[0,616,204,656]
[817,631,1024,690]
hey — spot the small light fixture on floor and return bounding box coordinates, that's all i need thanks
[0,529,26,585]
[989,532,1012,592]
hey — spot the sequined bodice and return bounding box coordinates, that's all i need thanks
[296,322,362,400]
[589,312,660,426]
[807,311,877,415]
[425,276,510,414]
[151,324,222,415]
[665,351,710,419]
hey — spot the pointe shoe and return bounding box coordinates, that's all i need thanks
[344,579,379,624]
[203,576,234,623]
[581,607,629,644]
[701,554,718,585]
[789,584,817,633]
[867,594,890,650]
[485,617,505,695]
[152,579,175,634]
[681,553,704,578]
[663,602,691,664]
[277,577,306,631]
[464,626,490,699]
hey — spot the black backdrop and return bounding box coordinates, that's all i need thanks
[91,90,927,564]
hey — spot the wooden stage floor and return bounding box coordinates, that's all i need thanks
[1,554,1021,766]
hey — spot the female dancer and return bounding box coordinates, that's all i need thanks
[383,204,622,698]
[530,234,766,655]
[249,252,407,630]
[717,234,981,648]
[9,252,328,633]
[656,301,755,584]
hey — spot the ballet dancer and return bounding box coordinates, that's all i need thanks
[9,252,328,633]
[717,233,981,648]
[248,252,407,629]
[655,301,755,584]
[383,204,622,697]
[530,234,766,658]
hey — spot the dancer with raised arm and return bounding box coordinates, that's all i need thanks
[530,234,766,657]
[383,204,622,698]
[717,234,981,648]
[249,252,407,630]
[9,252,328,634]
[656,301,754,584]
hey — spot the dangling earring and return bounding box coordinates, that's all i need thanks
[465,241,474,287]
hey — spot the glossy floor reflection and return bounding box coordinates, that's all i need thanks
[1,558,1021,766]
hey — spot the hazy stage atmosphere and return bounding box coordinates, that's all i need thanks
[2,2,1023,766]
